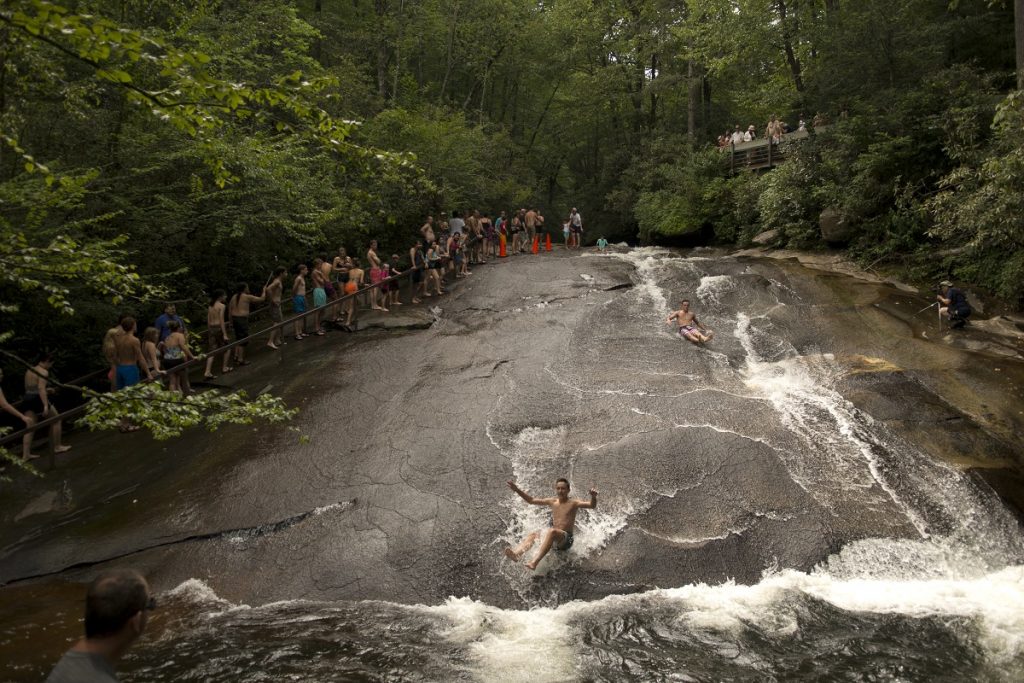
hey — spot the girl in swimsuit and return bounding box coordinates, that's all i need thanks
[344,258,363,326]
[426,242,444,296]
[369,263,389,312]
[388,254,403,307]
[22,353,71,459]
[162,320,194,393]
[142,327,162,376]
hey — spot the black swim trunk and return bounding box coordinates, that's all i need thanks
[231,316,250,346]
[557,530,574,551]
[23,393,46,414]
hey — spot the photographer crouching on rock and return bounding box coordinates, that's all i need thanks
[937,280,972,329]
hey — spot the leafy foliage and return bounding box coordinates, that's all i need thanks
[78,383,297,441]
[1,0,1022,477]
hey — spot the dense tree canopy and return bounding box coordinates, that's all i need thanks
[1,0,1023,466]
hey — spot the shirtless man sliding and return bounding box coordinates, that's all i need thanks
[667,299,713,343]
[504,478,597,570]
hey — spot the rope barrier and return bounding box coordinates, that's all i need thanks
[0,235,497,453]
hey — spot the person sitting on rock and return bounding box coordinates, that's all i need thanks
[937,280,972,329]
[667,299,713,343]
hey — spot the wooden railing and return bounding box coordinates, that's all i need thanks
[721,126,826,173]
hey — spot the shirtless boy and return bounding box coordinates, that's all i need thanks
[204,290,231,379]
[504,478,597,570]
[667,299,713,343]
[266,267,287,350]
[292,264,308,340]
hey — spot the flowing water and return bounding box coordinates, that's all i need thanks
[3,248,1023,681]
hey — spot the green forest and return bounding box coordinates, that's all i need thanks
[2,0,1024,419]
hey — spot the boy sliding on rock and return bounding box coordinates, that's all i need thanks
[504,478,597,570]
[667,299,714,344]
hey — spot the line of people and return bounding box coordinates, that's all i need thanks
[3,206,590,462]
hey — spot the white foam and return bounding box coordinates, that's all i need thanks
[695,274,735,308]
[428,597,576,683]
[612,248,673,317]
[419,559,1024,674]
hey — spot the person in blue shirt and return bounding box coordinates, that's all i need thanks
[937,280,971,329]
[154,303,185,343]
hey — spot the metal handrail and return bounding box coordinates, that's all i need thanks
[0,238,488,452]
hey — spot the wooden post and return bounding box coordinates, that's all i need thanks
[767,140,773,168]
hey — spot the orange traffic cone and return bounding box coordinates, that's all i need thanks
[531,236,539,254]
[499,233,507,258]
[545,233,552,252]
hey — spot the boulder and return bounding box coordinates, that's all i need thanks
[752,229,779,245]
[819,207,855,244]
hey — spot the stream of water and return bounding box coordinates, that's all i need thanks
[5,249,1023,682]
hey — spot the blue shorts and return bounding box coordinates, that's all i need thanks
[313,287,327,308]
[557,530,574,551]
[116,364,140,390]
[293,295,307,313]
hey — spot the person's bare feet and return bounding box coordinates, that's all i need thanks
[525,560,538,570]
[54,445,72,454]
[705,330,714,341]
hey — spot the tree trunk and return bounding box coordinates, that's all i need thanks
[687,59,697,141]
[375,0,389,99]
[648,52,659,130]
[313,0,323,64]
[1017,0,1024,89]
[774,0,805,93]
[439,0,462,103]
[462,45,506,110]
[526,81,562,155]
[392,0,406,102]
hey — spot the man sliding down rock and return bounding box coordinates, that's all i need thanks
[667,299,714,343]
[505,478,597,570]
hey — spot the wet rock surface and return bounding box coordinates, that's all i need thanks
[1,247,1022,615]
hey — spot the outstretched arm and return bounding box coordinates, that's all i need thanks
[507,480,546,506]
[666,311,678,324]
[577,487,598,510]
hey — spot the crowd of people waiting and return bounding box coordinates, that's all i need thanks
[717,112,831,148]
[1,206,592,460]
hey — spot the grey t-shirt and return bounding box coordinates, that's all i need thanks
[46,650,118,683]
[449,217,465,235]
